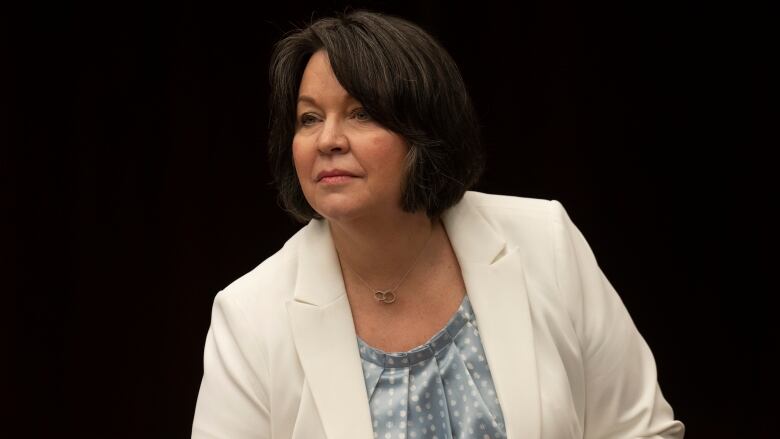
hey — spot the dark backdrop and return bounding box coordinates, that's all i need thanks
[5,0,775,437]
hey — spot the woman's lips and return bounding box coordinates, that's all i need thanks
[316,169,358,184]
[318,175,356,184]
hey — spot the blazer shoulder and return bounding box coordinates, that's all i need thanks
[464,190,553,219]
[462,190,565,233]
[459,192,582,275]
[214,223,309,315]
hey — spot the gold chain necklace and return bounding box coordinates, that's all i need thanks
[341,227,434,304]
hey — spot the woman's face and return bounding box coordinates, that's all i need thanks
[292,50,410,223]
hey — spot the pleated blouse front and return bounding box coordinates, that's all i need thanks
[356,294,507,439]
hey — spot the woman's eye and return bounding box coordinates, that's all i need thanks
[353,108,372,121]
[299,114,317,126]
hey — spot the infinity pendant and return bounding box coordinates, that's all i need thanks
[373,290,397,304]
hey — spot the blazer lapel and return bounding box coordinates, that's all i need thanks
[286,219,374,438]
[443,195,541,439]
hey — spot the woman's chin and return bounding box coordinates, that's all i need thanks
[316,199,397,225]
[317,205,369,223]
[312,197,369,223]
[308,191,402,224]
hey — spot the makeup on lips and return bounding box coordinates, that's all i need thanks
[316,169,359,184]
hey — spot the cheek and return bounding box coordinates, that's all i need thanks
[369,132,408,165]
[291,140,308,177]
[378,141,410,182]
[291,142,316,198]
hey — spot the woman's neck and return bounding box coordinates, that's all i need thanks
[328,209,439,288]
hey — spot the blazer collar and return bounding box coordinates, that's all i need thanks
[287,192,541,438]
[291,218,346,306]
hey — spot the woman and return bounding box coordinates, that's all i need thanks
[192,10,684,439]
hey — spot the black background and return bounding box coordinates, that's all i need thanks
[5,0,776,437]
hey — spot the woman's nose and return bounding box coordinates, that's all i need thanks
[316,118,350,154]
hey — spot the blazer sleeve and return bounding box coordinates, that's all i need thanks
[191,290,271,439]
[550,200,685,439]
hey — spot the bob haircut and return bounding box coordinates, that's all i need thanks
[267,10,485,222]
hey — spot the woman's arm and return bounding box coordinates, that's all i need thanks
[192,290,271,439]
[550,200,685,439]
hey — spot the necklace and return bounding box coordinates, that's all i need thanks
[341,227,434,304]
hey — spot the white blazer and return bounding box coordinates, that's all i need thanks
[192,191,684,439]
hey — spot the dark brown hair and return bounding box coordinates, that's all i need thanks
[267,10,484,222]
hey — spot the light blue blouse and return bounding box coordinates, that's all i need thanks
[356,294,508,439]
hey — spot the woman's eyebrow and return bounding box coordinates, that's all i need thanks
[297,94,359,106]
[297,95,318,105]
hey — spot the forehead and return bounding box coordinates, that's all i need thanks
[297,50,357,106]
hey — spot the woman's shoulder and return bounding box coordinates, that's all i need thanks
[460,190,573,236]
[212,222,313,315]
[455,191,583,277]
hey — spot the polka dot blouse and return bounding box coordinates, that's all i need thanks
[357,294,507,439]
